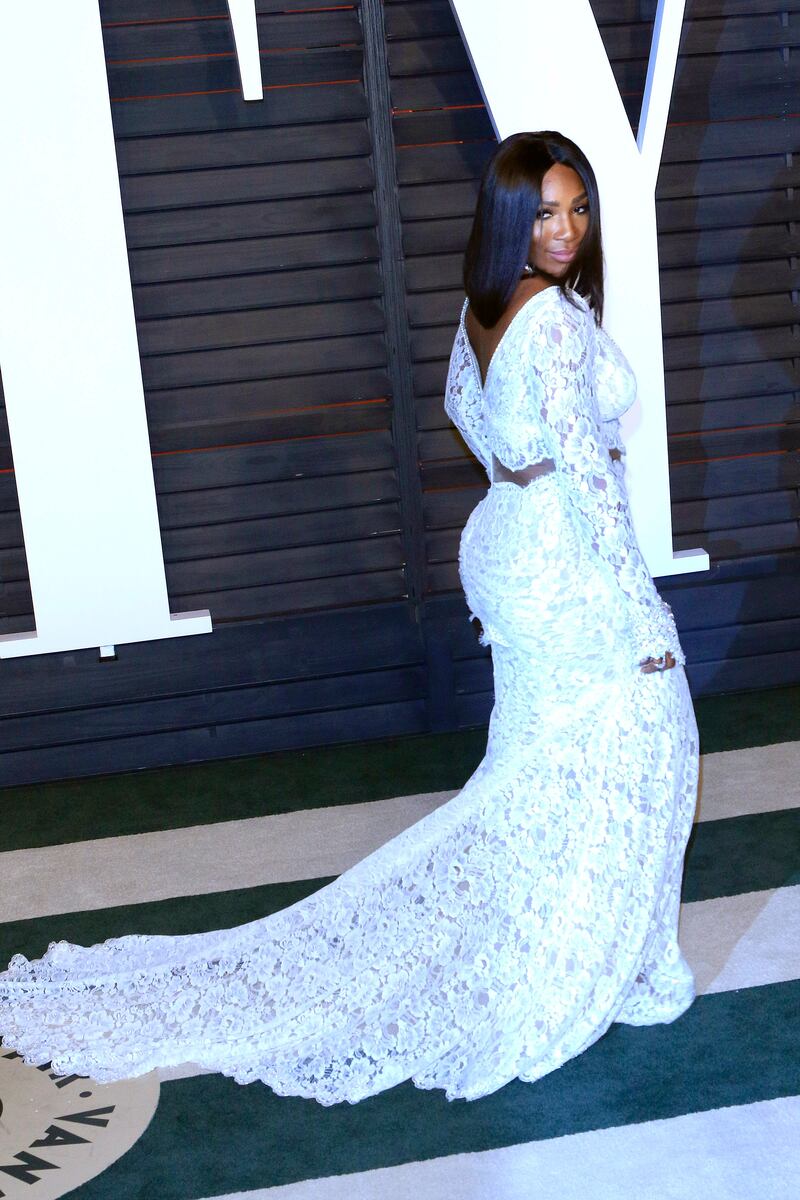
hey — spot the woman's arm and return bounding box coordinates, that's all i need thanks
[601,417,624,466]
[525,311,684,667]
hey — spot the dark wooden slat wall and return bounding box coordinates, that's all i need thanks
[0,0,798,786]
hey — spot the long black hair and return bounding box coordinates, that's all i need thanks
[463,131,603,328]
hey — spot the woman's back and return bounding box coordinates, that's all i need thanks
[464,275,551,390]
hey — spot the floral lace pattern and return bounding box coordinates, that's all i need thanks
[0,289,698,1105]
[447,289,683,667]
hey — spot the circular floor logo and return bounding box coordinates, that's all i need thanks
[0,1050,160,1198]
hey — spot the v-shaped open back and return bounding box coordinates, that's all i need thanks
[461,285,559,392]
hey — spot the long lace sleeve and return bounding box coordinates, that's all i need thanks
[444,321,492,477]
[599,415,623,465]
[524,306,683,666]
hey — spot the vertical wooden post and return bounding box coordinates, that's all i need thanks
[360,0,428,617]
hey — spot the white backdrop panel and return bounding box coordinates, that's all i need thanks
[0,3,211,658]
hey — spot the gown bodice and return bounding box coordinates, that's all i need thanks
[447,288,635,478]
[444,287,682,668]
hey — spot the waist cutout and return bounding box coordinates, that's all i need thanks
[490,455,556,487]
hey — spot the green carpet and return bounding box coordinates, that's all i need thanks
[682,808,800,901]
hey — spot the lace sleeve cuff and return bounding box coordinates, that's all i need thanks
[631,600,686,668]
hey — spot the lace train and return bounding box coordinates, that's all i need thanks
[0,290,699,1104]
[0,480,698,1104]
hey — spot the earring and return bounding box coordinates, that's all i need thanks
[522,263,536,277]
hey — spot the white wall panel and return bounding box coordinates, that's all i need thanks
[0,3,211,658]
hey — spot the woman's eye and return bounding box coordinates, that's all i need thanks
[574,204,589,215]
[536,209,552,220]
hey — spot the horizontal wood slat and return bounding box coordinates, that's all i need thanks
[102,10,361,61]
[666,360,798,404]
[114,121,372,177]
[153,430,396,493]
[124,192,378,250]
[166,532,404,594]
[129,229,380,284]
[107,47,363,101]
[138,572,407,622]
[137,298,385,357]
[0,664,427,755]
[120,154,374,213]
[0,697,430,789]
[108,85,369,139]
[668,394,800,434]
[0,601,424,716]
[1,381,394,461]
[131,263,383,322]
[167,501,402,559]
[155,469,400,530]
[139,333,388,391]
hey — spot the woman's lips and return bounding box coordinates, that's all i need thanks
[549,248,577,263]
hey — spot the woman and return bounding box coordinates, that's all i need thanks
[0,132,698,1105]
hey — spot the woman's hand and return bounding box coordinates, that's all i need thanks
[640,652,677,674]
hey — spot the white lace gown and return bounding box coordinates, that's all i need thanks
[0,287,698,1105]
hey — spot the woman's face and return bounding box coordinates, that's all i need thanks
[528,163,590,276]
